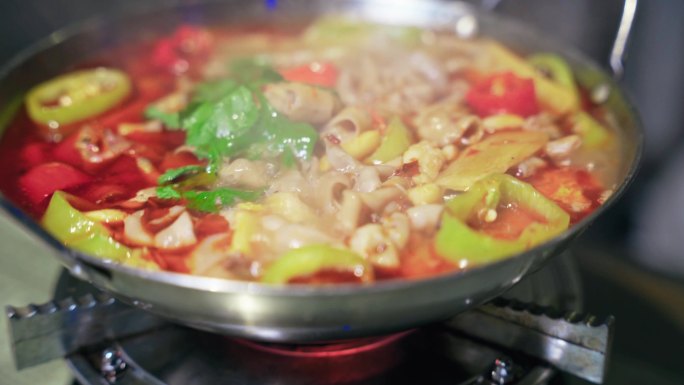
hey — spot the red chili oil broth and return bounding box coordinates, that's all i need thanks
[0,24,613,282]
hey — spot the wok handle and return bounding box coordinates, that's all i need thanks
[480,0,639,79]
[610,0,638,79]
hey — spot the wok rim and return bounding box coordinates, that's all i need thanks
[0,0,643,298]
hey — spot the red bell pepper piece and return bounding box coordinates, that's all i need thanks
[52,133,82,167]
[280,62,339,88]
[159,151,205,172]
[466,72,540,117]
[194,214,230,237]
[152,25,214,75]
[19,162,91,205]
[20,142,52,167]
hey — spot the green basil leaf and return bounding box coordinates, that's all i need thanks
[157,165,204,185]
[144,106,181,130]
[230,58,283,84]
[183,188,261,212]
[156,185,182,199]
[193,79,239,103]
[184,85,260,158]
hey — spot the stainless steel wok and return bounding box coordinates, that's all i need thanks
[0,0,642,342]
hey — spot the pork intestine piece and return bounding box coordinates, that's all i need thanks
[263,82,341,125]
[323,106,373,143]
[336,48,447,114]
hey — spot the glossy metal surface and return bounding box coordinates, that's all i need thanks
[57,251,582,385]
[0,0,643,342]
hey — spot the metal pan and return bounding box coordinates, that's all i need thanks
[0,0,642,342]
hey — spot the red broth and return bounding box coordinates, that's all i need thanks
[0,21,617,284]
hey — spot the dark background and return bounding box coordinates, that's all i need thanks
[0,0,683,384]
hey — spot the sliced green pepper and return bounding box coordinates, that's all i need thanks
[571,111,611,148]
[303,16,422,47]
[27,68,132,127]
[368,116,413,163]
[528,54,611,149]
[42,192,153,267]
[435,174,570,265]
[261,244,373,284]
[528,53,580,106]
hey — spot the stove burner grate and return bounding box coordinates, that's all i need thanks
[34,252,590,385]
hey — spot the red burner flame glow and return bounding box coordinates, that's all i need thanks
[226,331,414,384]
[234,331,413,358]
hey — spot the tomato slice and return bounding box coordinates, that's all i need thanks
[527,167,602,221]
[152,25,214,75]
[280,62,339,88]
[19,162,91,205]
[466,72,539,117]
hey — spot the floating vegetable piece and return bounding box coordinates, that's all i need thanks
[84,209,127,224]
[341,130,382,160]
[69,232,139,261]
[482,42,578,114]
[571,111,611,148]
[466,72,539,117]
[303,16,421,46]
[183,188,262,213]
[229,58,283,85]
[528,53,580,106]
[435,174,570,265]
[158,165,205,185]
[145,107,180,130]
[183,85,261,158]
[181,79,319,166]
[42,192,149,265]
[527,167,600,217]
[482,114,525,133]
[261,244,373,284]
[230,208,261,255]
[368,116,413,163]
[436,131,548,191]
[19,162,91,205]
[42,192,108,242]
[281,62,339,88]
[26,68,132,127]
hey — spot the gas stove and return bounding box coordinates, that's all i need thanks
[7,252,612,385]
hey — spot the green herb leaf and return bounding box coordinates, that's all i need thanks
[264,114,319,162]
[156,185,182,199]
[176,62,318,169]
[230,58,284,84]
[157,165,205,185]
[183,85,261,159]
[183,188,262,212]
[145,106,181,129]
[193,79,239,103]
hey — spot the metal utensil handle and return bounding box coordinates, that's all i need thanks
[447,297,614,384]
[482,0,639,78]
[610,0,638,79]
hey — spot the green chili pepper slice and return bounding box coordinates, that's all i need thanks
[368,116,413,163]
[571,111,612,148]
[261,244,373,284]
[26,68,132,127]
[528,54,611,149]
[435,174,570,265]
[528,53,579,106]
[42,192,153,267]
